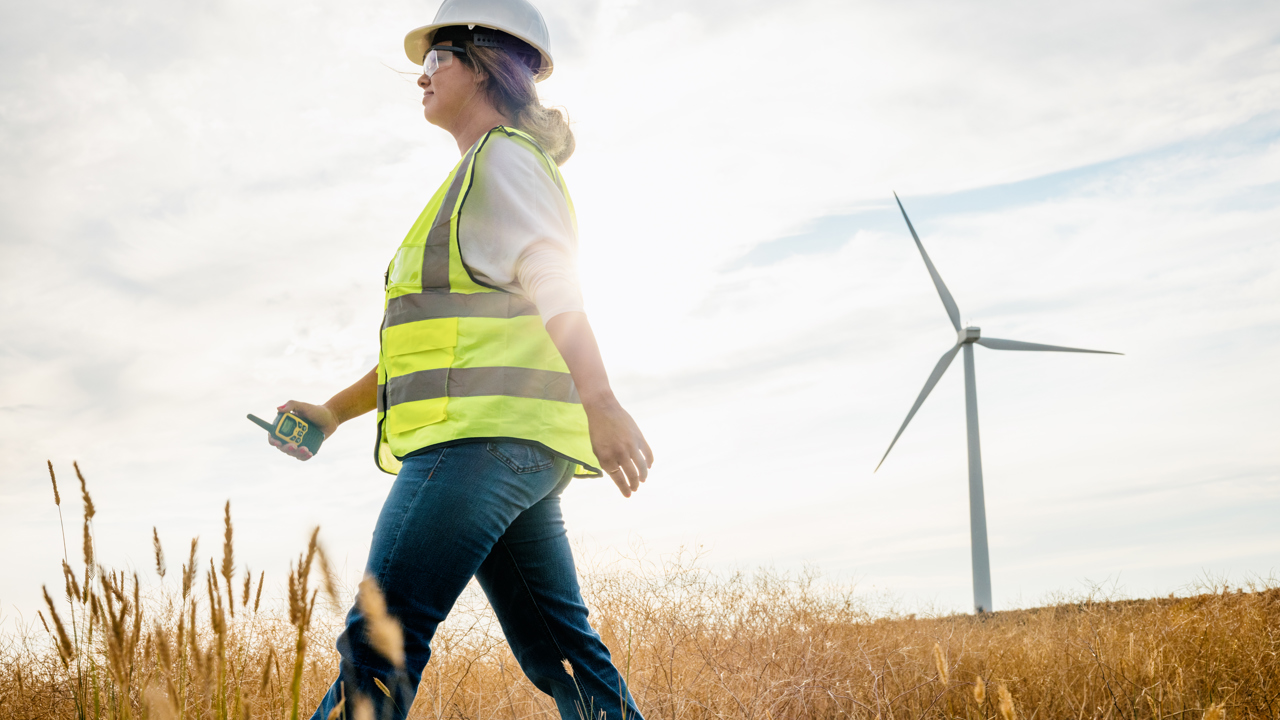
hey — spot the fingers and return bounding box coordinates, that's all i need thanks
[266,414,311,461]
[620,455,641,491]
[605,467,632,498]
[594,430,652,497]
[603,451,644,497]
[630,445,649,484]
[279,443,312,461]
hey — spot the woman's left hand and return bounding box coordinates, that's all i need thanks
[584,395,653,497]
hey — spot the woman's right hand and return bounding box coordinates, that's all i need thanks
[269,400,339,461]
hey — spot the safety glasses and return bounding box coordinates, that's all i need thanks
[422,45,467,78]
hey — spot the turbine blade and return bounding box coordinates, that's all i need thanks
[876,344,962,472]
[894,192,962,332]
[976,337,1123,355]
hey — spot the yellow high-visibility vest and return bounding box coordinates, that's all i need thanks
[375,126,601,477]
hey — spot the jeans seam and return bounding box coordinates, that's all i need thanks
[376,447,450,581]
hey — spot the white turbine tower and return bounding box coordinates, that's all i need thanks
[877,193,1121,614]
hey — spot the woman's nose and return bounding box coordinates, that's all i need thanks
[417,73,430,89]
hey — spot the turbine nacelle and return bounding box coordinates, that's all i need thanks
[960,326,981,344]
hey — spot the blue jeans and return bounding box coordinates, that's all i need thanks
[309,441,642,720]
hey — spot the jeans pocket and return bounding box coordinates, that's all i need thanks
[487,441,555,475]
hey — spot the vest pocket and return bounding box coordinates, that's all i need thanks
[381,318,458,378]
[386,245,424,289]
[387,397,447,434]
[382,317,459,434]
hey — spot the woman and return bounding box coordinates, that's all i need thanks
[269,1,652,718]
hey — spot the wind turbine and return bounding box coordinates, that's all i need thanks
[877,193,1121,614]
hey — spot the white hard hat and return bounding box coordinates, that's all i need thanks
[404,0,555,81]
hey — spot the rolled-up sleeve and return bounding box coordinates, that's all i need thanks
[460,135,585,324]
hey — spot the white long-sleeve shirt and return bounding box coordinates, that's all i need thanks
[457,134,585,323]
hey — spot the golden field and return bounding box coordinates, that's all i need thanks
[2,463,1277,720]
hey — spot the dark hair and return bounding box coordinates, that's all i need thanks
[433,26,574,165]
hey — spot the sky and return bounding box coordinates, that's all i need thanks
[1,0,1278,626]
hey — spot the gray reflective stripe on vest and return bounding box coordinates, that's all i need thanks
[421,141,483,289]
[386,366,581,407]
[384,291,537,328]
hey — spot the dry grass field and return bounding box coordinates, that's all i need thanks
[2,463,1277,720]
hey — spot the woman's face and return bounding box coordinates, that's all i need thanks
[418,41,482,127]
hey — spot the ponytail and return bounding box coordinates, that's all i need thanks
[460,40,575,165]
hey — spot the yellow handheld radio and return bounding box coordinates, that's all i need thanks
[248,412,324,455]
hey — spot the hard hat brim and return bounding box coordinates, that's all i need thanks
[404,23,554,81]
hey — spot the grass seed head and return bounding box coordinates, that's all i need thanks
[152,527,166,579]
[316,540,341,609]
[47,461,60,506]
[254,570,265,614]
[974,675,986,704]
[222,500,235,617]
[357,575,405,669]
[354,695,374,720]
[75,461,94,520]
[1205,704,1225,720]
[82,518,94,579]
[144,684,178,720]
[186,537,198,592]
[62,560,81,603]
[997,683,1016,720]
[41,586,74,666]
[288,564,301,626]
[128,574,142,657]
[259,647,275,693]
[932,643,949,685]
[155,625,174,673]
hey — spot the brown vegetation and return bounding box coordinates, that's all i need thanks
[1,463,1276,719]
